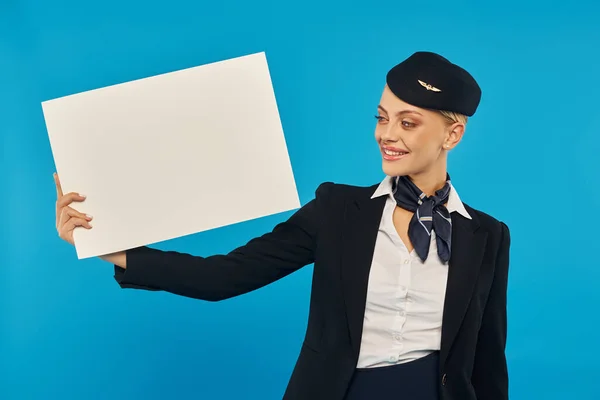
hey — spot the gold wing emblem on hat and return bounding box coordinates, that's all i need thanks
[418,80,441,92]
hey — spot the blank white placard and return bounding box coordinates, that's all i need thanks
[43,51,300,259]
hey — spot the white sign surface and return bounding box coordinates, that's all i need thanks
[43,52,300,259]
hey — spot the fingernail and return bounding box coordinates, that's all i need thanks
[86,214,93,220]
[80,194,86,198]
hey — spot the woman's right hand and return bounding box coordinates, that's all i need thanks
[54,172,93,246]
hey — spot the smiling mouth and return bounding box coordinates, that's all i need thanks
[383,148,408,156]
[381,145,410,161]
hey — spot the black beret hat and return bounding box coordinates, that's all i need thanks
[386,51,482,117]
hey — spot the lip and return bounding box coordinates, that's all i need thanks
[381,145,410,161]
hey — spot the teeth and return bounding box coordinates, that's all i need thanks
[384,149,407,156]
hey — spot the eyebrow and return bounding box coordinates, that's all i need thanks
[377,105,423,117]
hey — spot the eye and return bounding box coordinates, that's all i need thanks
[401,120,416,128]
[374,115,387,123]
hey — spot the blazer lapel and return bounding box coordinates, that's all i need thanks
[340,186,387,357]
[439,210,488,367]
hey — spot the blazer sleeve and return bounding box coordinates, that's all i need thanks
[471,221,511,400]
[112,182,333,302]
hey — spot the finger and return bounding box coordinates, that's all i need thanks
[59,217,92,242]
[65,218,92,231]
[59,206,92,228]
[56,194,86,228]
[56,192,87,210]
[54,172,63,198]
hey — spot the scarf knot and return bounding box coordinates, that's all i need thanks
[392,174,453,263]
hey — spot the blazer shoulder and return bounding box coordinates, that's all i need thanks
[314,181,379,202]
[463,203,510,237]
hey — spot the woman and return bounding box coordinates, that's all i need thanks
[54,51,511,400]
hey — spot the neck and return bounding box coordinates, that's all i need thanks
[408,165,448,197]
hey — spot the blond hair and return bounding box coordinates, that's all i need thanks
[438,110,468,126]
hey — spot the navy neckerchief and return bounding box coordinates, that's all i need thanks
[392,174,453,263]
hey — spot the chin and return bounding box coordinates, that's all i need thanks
[382,161,410,177]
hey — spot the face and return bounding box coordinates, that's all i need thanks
[374,85,464,179]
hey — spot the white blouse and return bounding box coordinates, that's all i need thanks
[356,175,472,368]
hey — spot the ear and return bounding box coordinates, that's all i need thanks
[443,122,465,150]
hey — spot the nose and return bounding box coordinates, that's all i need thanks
[380,122,400,143]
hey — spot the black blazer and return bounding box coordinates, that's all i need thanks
[114,181,511,400]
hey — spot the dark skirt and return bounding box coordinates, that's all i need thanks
[344,351,440,400]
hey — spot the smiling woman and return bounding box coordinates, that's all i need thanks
[54,51,509,400]
[374,91,467,193]
[373,54,474,196]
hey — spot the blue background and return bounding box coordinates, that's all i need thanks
[2,0,599,399]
